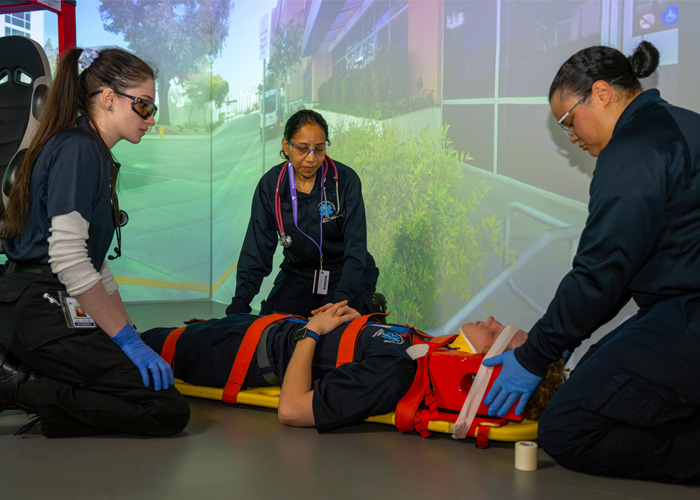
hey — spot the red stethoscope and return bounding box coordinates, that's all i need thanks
[274,156,342,248]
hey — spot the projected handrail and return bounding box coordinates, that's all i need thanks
[504,202,577,267]
[504,202,580,315]
[434,203,582,337]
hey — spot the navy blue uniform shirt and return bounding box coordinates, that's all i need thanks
[229,158,371,312]
[518,90,700,375]
[4,116,114,270]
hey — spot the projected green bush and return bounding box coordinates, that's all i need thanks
[333,121,504,327]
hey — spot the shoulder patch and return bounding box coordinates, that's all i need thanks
[372,329,405,345]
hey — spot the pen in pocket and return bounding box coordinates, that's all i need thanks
[42,292,61,307]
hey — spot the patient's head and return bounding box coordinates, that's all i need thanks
[459,316,528,354]
[455,316,567,421]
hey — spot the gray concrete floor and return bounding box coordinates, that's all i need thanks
[1,301,698,499]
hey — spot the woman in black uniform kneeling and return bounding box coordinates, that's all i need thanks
[226,110,380,318]
[0,47,189,437]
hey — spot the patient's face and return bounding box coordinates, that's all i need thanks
[460,317,528,354]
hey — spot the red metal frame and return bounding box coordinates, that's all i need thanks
[0,0,76,52]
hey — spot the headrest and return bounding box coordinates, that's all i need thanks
[0,36,51,174]
[0,36,52,221]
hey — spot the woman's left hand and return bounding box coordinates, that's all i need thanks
[111,323,175,391]
[310,301,360,319]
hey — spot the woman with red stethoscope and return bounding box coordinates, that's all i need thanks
[226,109,381,318]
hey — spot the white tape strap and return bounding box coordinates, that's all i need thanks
[450,324,519,440]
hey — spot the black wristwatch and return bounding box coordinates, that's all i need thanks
[295,326,320,343]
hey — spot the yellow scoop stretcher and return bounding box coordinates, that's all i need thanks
[174,380,538,442]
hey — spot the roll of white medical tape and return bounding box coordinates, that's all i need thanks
[514,441,538,471]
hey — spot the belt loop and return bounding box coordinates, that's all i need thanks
[41,264,55,278]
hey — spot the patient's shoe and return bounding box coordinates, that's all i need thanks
[0,342,37,413]
[371,292,388,314]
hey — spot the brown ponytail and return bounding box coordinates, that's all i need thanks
[525,359,567,421]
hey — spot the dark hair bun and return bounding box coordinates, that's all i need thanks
[628,40,660,79]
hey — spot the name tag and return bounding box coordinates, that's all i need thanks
[59,291,96,328]
[313,269,330,295]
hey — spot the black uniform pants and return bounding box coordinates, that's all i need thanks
[538,296,700,483]
[261,258,379,317]
[0,271,190,437]
[140,316,276,389]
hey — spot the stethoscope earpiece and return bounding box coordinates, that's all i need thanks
[108,164,128,260]
[109,194,128,260]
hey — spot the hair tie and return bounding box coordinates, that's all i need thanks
[78,48,100,72]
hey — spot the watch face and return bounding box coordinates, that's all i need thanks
[294,327,307,342]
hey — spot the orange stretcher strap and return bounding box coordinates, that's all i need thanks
[475,424,491,449]
[401,355,433,437]
[222,313,291,404]
[394,334,457,437]
[160,327,186,366]
[335,312,389,368]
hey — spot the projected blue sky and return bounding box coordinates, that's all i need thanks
[73,0,276,98]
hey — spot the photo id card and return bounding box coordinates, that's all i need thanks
[58,291,96,329]
[313,269,330,295]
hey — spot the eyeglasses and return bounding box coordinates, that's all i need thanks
[90,89,158,119]
[287,139,331,156]
[556,95,586,136]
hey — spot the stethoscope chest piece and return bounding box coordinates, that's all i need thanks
[117,209,129,228]
[278,232,292,248]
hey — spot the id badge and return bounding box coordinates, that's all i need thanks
[58,291,96,329]
[313,269,330,295]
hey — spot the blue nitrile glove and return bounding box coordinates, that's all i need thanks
[111,323,175,391]
[482,350,542,417]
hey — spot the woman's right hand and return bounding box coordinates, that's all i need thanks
[111,323,175,391]
[306,301,360,335]
[309,303,334,316]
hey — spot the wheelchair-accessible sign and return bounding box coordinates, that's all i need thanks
[662,6,679,26]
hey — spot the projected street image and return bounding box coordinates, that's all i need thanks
[8,0,688,338]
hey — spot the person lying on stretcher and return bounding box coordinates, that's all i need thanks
[140,301,565,433]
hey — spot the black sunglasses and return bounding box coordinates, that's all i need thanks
[90,89,158,119]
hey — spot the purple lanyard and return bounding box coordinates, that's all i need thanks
[287,162,324,264]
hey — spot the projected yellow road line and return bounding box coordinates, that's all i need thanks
[115,262,237,293]
[212,262,238,291]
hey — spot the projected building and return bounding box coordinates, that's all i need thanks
[2,10,45,42]
[268,1,430,114]
[263,0,683,204]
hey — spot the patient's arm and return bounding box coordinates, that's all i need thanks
[278,302,360,427]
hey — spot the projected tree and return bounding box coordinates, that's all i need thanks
[99,0,232,125]
[265,14,303,117]
[185,71,229,125]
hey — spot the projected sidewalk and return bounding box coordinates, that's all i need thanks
[110,113,281,303]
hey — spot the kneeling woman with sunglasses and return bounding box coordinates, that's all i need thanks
[226,110,380,318]
[0,48,189,436]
